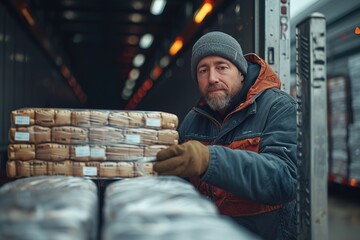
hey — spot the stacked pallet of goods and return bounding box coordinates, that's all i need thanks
[102,176,259,240]
[0,176,99,240]
[6,108,179,178]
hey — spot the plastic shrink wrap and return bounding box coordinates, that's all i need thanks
[7,108,179,178]
[102,176,260,240]
[0,176,98,240]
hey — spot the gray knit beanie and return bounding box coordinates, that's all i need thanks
[191,31,248,81]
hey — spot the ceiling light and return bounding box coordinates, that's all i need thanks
[133,54,145,67]
[67,77,76,87]
[160,56,170,67]
[21,7,35,26]
[142,79,153,90]
[139,34,154,49]
[194,0,213,24]
[129,13,142,23]
[132,1,144,10]
[169,37,183,56]
[63,10,76,20]
[122,88,133,100]
[128,35,139,45]
[129,68,140,80]
[150,66,163,80]
[61,66,71,78]
[125,79,136,89]
[150,0,167,15]
[235,4,241,14]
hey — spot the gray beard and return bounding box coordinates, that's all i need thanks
[205,94,232,111]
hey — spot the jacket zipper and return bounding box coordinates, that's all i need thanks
[208,185,214,200]
[193,107,219,200]
[193,107,222,131]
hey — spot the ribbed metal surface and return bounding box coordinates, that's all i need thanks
[296,12,328,240]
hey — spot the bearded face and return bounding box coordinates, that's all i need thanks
[205,83,233,111]
[197,56,244,112]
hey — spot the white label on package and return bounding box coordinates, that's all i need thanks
[75,146,90,157]
[15,116,30,125]
[125,134,141,144]
[146,118,161,127]
[91,148,105,158]
[15,132,30,141]
[83,167,97,176]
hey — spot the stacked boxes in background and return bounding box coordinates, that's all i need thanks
[7,108,179,178]
[348,54,360,182]
[327,76,350,180]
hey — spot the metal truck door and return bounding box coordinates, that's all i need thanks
[296,12,328,240]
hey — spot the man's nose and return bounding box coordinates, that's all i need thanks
[208,67,219,84]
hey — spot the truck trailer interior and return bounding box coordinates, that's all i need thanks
[1,0,360,239]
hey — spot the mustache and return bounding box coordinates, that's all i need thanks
[206,83,227,92]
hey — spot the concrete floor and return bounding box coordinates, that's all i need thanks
[328,184,360,240]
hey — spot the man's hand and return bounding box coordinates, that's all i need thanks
[153,140,210,177]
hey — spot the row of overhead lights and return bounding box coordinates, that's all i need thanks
[121,33,154,101]
[121,0,167,102]
[65,0,159,102]
[14,0,87,103]
[60,0,166,103]
[15,0,171,105]
[125,0,215,110]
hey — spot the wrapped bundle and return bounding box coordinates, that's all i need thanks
[7,108,179,178]
[9,126,51,144]
[8,144,35,160]
[51,126,89,144]
[0,176,98,240]
[71,110,91,127]
[102,176,259,240]
[90,110,109,126]
[11,108,35,126]
[36,143,70,161]
[106,144,144,161]
[35,108,56,126]
[89,126,123,144]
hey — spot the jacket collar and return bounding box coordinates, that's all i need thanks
[242,53,281,107]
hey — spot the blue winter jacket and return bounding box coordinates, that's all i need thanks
[178,54,297,240]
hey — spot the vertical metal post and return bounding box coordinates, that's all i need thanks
[263,0,290,93]
[296,13,328,240]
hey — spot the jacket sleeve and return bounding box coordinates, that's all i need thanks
[201,94,297,205]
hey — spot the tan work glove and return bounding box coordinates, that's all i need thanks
[153,140,210,177]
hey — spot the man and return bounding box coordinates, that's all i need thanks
[153,31,297,240]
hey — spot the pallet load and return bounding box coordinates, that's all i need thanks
[0,176,98,240]
[7,108,179,178]
[348,55,360,185]
[102,176,260,240]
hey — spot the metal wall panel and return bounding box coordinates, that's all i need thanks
[0,3,5,153]
[0,1,82,155]
[2,4,16,152]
